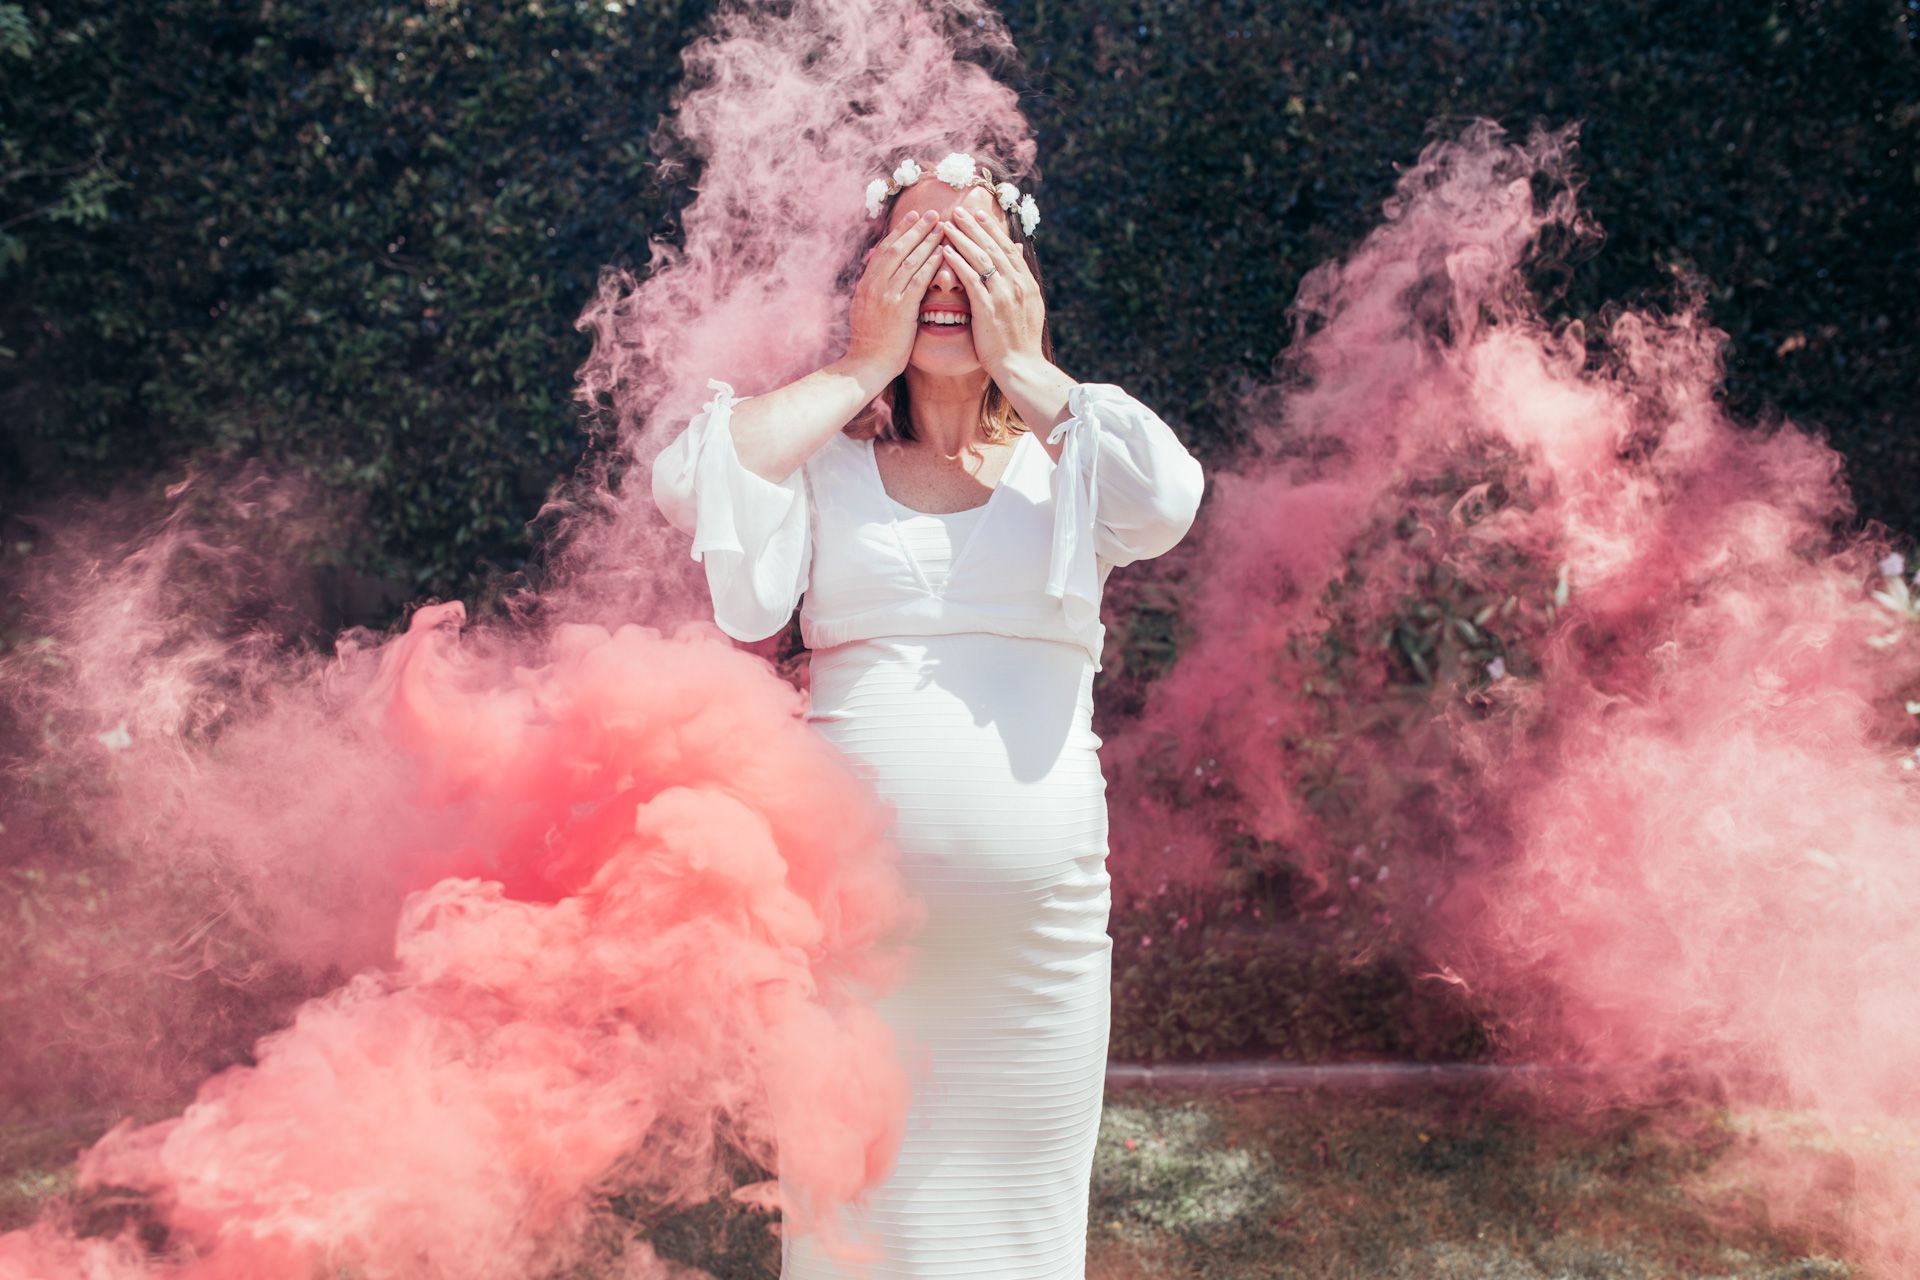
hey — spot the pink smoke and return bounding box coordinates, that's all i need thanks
[560,0,1033,616]
[2,0,1036,1274]
[1119,120,1919,1271]
[1,575,918,1278]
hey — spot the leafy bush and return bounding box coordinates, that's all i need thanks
[2,0,1913,617]
[1,0,706,616]
[1110,884,1491,1062]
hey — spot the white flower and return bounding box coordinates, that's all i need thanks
[1486,656,1506,681]
[864,177,889,219]
[935,151,977,187]
[1879,552,1906,578]
[1017,192,1040,235]
[994,180,1021,211]
[97,719,132,752]
[891,157,922,188]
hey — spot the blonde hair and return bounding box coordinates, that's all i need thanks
[842,152,1056,445]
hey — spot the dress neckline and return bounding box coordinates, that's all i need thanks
[891,499,987,521]
[865,431,1029,516]
[864,431,1031,596]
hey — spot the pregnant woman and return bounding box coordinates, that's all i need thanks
[651,150,1205,1279]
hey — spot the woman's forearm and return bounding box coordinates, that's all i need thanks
[991,353,1077,465]
[726,356,897,483]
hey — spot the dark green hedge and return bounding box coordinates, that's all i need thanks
[0,0,708,616]
[1006,0,1917,498]
[3,0,1914,620]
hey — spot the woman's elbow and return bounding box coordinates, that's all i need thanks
[1109,459,1207,564]
[711,604,791,644]
[1151,455,1206,553]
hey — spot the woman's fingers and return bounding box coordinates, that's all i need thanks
[870,212,933,280]
[944,211,1018,286]
[862,211,914,266]
[940,244,992,307]
[884,210,925,248]
[904,236,944,290]
[957,206,1023,263]
[940,219,1000,283]
[956,206,1029,266]
[887,222,944,293]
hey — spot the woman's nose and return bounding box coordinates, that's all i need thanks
[932,257,960,291]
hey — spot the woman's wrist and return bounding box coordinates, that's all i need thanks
[992,353,1076,458]
[829,353,902,400]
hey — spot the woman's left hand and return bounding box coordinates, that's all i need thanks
[939,207,1045,378]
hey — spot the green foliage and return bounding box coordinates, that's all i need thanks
[1101,420,1563,1062]
[2,0,1915,621]
[1,0,707,617]
[999,0,1918,526]
[1109,884,1491,1062]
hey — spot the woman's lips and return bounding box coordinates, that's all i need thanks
[918,312,971,335]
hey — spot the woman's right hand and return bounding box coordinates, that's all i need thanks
[843,211,944,380]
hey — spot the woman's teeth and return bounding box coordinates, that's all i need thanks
[918,312,969,326]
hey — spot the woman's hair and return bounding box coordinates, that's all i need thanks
[842,151,1056,445]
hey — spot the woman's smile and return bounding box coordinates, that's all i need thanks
[918,304,971,336]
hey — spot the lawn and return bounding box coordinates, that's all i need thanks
[1086,1084,1851,1280]
[0,1082,1857,1278]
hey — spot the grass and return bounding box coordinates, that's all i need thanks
[0,1113,95,1234]
[0,1085,1858,1278]
[1085,1085,1854,1280]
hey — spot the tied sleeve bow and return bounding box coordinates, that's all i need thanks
[1043,385,1106,635]
[1040,382,1208,647]
[648,377,810,643]
[654,377,742,557]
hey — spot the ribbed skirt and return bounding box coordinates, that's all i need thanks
[782,632,1113,1280]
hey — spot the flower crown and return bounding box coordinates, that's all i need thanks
[863,151,1040,236]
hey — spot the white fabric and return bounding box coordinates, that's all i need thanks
[651,377,1204,1278]
[650,378,813,645]
[650,377,1205,672]
[787,632,1111,1279]
[889,504,986,593]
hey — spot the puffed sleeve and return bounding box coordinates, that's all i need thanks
[651,378,811,643]
[1043,382,1206,632]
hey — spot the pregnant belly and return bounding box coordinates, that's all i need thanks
[805,633,1110,945]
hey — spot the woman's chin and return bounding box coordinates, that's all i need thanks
[907,342,983,377]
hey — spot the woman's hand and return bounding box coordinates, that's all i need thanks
[844,211,945,381]
[939,207,1046,379]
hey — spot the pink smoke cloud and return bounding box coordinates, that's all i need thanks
[1117,119,1919,1272]
[1,592,919,1279]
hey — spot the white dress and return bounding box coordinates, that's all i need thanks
[651,378,1205,1279]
